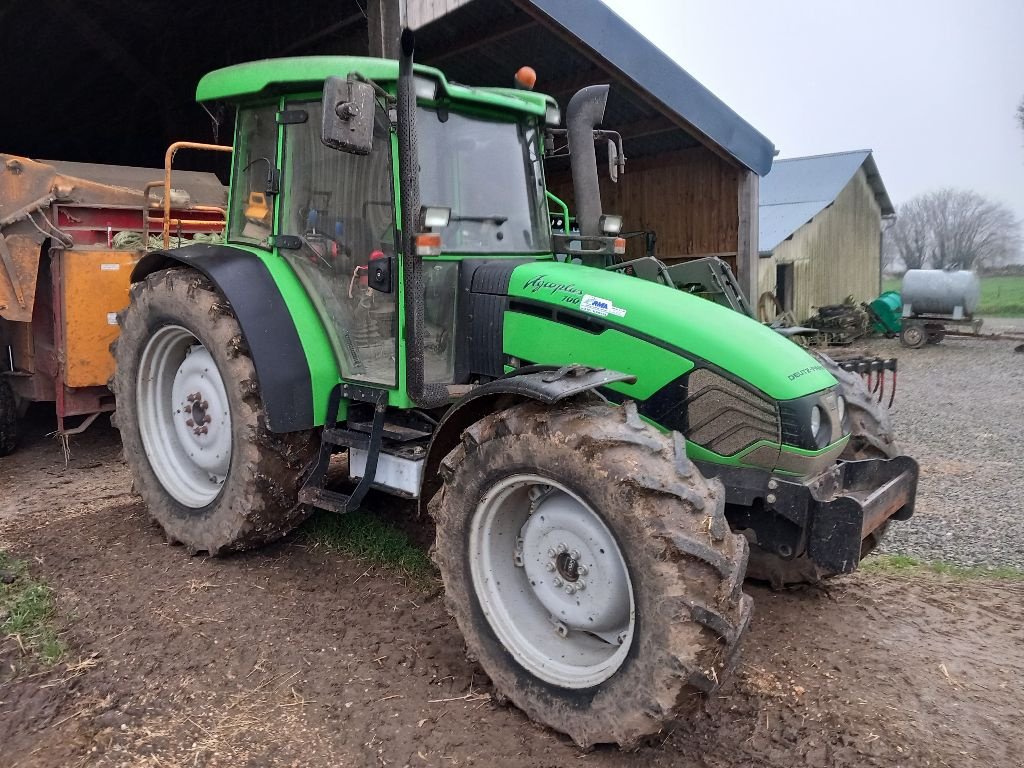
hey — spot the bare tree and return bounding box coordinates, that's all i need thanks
[884,189,1022,272]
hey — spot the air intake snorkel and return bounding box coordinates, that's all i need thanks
[397,28,448,408]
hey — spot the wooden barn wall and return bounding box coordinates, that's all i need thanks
[546,146,741,270]
[758,167,882,323]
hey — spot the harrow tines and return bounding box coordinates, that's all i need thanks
[876,368,885,404]
[888,370,897,409]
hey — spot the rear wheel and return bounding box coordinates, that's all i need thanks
[0,376,17,456]
[111,268,317,554]
[746,358,899,588]
[925,323,946,344]
[430,399,752,747]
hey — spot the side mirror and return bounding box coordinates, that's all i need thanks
[322,77,376,155]
[608,139,619,182]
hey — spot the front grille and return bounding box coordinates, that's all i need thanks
[684,368,780,456]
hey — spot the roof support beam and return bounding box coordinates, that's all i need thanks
[426,18,537,64]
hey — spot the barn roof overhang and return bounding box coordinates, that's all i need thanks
[413,0,776,175]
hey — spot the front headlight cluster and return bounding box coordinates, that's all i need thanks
[779,388,849,451]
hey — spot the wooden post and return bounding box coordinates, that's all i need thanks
[736,170,760,307]
[367,0,402,58]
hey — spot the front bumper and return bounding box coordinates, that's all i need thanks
[700,455,919,574]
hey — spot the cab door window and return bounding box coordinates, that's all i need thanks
[279,100,398,386]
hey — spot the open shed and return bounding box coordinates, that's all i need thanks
[1,0,773,300]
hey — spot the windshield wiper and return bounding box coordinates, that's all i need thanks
[450,214,508,225]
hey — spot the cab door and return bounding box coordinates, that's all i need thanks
[278,100,398,387]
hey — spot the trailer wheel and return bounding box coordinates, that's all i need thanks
[900,324,927,349]
[111,268,318,554]
[0,376,17,456]
[430,399,752,747]
[747,358,899,588]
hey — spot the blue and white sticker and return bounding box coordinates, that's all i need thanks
[580,294,627,318]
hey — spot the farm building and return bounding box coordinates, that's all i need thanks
[0,0,775,304]
[757,150,895,324]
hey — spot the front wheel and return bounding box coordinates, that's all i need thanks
[430,399,752,747]
[111,268,317,554]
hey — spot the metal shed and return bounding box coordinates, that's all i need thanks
[409,0,776,301]
[757,150,895,324]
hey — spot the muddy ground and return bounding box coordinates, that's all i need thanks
[2,412,1024,768]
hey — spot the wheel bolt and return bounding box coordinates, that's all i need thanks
[547,548,556,557]
[186,394,197,402]
[564,584,576,595]
[545,562,555,572]
[576,580,586,591]
[183,404,192,413]
[185,419,194,427]
[578,565,588,576]
[199,426,208,435]
[556,543,567,554]
[553,577,563,588]
[570,550,580,561]
[200,401,209,410]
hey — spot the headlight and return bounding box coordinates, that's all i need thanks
[837,395,846,424]
[810,405,822,438]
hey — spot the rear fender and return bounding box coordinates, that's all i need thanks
[131,244,316,432]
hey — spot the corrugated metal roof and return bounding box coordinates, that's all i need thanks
[758,150,894,253]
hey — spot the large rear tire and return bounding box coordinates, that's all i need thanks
[111,268,317,554]
[0,375,17,456]
[746,357,899,587]
[430,399,752,747]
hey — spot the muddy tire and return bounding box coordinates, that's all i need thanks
[747,356,899,588]
[0,375,17,456]
[111,268,318,554]
[430,399,752,747]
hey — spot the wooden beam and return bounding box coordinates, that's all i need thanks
[736,170,759,304]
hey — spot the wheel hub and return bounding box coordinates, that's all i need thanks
[470,475,635,689]
[136,325,233,508]
[520,493,630,633]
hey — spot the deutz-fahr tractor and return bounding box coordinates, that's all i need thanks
[112,33,918,746]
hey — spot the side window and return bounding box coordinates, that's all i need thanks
[280,100,398,386]
[228,104,278,245]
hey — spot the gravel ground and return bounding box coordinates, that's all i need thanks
[862,316,1024,567]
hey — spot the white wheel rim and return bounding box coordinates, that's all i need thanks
[470,474,635,689]
[136,325,232,508]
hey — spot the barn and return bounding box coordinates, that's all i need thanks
[757,150,895,324]
[0,0,775,303]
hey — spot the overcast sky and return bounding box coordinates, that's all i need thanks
[600,0,1024,224]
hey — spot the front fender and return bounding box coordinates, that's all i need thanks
[418,366,636,514]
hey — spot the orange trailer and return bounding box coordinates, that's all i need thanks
[0,152,227,454]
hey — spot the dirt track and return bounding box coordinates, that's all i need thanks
[2,414,1024,768]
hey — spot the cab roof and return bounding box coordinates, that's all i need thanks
[196,56,553,117]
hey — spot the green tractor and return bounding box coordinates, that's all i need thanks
[112,33,918,747]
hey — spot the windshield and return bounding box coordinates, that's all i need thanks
[417,107,549,253]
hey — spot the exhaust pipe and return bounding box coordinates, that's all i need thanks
[566,85,610,237]
[397,28,448,408]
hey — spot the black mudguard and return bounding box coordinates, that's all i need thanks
[418,366,636,514]
[131,244,315,433]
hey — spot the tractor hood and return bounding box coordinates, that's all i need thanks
[505,261,836,401]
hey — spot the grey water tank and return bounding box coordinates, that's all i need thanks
[901,269,981,319]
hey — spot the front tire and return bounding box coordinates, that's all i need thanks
[430,399,752,747]
[111,268,317,554]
